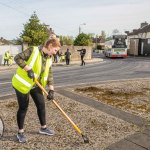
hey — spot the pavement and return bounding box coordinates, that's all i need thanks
[1,57,150,149]
[0,58,103,72]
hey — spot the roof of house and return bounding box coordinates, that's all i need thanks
[128,24,150,36]
[92,37,105,43]
[0,37,13,45]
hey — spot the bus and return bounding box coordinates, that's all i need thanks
[104,35,127,58]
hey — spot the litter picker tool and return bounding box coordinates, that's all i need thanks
[34,79,89,143]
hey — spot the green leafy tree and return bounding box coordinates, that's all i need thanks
[74,33,93,46]
[105,36,113,41]
[20,12,49,46]
[59,35,74,45]
[11,38,22,45]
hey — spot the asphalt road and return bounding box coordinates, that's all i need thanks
[0,56,150,98]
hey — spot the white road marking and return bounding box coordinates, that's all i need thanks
[0,82,12,85]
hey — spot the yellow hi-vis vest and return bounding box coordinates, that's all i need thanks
[4,52,10,60]
[12,47,52,94]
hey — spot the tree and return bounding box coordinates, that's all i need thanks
[20,12,49,46]
[105,36,113,41]
[112,29,120,35]
[12,38,22,45]
[74,33,93,46]
[59,35,74,46]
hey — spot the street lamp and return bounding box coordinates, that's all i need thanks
[134,39,136,57]
[79,23,86,34]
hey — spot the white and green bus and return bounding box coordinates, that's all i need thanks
[104,35,127,58]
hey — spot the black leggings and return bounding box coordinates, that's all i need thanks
[15,87,46,129]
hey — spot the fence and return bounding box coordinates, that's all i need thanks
[59,46,92,61]
[0,45,92,65]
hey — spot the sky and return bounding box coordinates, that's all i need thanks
[0,0,150,40]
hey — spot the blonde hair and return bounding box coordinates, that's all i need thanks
[44,38,61,48]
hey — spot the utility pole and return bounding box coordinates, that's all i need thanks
[79,23,86,34]
[79,26,81,34]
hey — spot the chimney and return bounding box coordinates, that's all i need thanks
[125,31,129,35]
[141,21,148,28]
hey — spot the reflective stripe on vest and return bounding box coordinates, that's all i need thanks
[40,57,52,87]
[12,47,42,94]
[15,73,38,88]
[44,77,47,81]
[12,47,53,94]
[29,48,39,67]
[15,74,31,87]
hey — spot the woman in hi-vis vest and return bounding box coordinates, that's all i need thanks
[12,38,61,143]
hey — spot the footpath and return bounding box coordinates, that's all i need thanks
[0,58,103,72]
[0,57,150,149]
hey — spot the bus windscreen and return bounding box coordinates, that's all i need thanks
[113,38,127,48]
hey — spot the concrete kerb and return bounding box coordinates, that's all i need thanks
[0,64,18,72]
[52,58,103,66]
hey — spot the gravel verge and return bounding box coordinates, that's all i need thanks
[0,92,139,150]
[74,79,150,121]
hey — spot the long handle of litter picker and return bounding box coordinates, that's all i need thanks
[35,79,82,135]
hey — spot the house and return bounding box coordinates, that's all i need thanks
[92,37,105,50]
[126,22,150,56]
[0,37,13,45]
